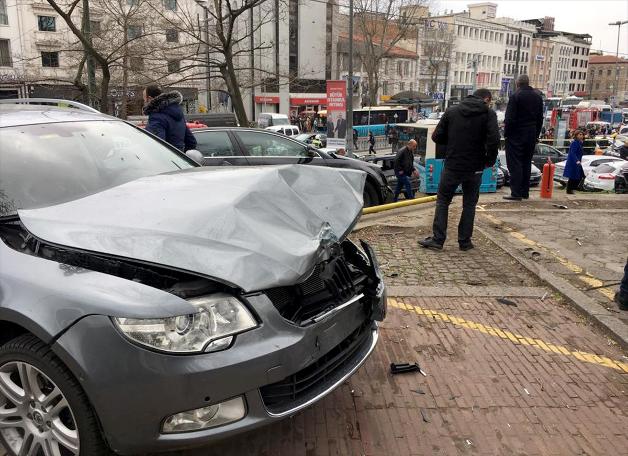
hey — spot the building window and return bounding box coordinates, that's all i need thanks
[127,25,142,39]
[127,0,138,5]
[41,51,59,67]
[404,61,409,76]
[0,0,8,25]
[607,69,612,76]
[165,28,178,42]
[38,16,56,32]
[163,0,176,10]
[167,59,180,72]
[397,61,402,76]
[90,20,101,34]
[130,57,144,71]
[382,81,388,95]
[399,82,405,91]
[0,39,12,66]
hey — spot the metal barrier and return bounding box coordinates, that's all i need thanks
[362,195,437,215]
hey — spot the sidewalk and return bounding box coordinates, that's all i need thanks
[160,194,627,456]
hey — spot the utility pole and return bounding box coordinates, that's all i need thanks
[204,5,212,110]
[471,56,478,93]
[346,0,354,157]
[250,8,255,120]
[609,20,627,107]
[82,0,97,110]
[443,57,450,110]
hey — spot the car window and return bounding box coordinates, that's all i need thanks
[236,131,309,157]
[593,164,615,173]
[194,131,237,157]
[590,159,614,166]
[0,121,195,215]
[536,145,549,156]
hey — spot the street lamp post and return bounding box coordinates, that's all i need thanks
[608,20,627,107]
[195,0,212,111]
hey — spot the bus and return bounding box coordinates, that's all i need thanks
[395,120,498,194]
[351,106,409,137]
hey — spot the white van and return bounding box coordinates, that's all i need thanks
[257,112,290,128]
[265,125,300,136]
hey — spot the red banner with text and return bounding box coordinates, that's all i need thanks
[326,80,347,149]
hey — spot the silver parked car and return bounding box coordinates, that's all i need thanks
[0,100,386,455]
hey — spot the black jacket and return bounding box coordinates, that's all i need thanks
[143,91,197,152]
[504,86,544,139]
[431,95,500,172]
[394,145,414,175]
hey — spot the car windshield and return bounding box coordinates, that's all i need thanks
[294,134,312,142]
[0,120,195,216]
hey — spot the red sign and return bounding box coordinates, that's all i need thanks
[254,95,279,104]
[326,80,347,148]
[290,96,327,105]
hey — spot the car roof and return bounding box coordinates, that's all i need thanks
[0,104,116,128]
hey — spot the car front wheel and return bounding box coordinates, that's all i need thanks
[0,335,110,456]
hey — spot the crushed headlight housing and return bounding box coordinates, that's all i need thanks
[162,396,246,433]
[113,293,257,353]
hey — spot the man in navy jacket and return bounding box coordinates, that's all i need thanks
[143,85,197,152]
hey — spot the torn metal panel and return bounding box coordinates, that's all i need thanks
[19,165,366,292]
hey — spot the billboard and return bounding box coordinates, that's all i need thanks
[326,80,347,149]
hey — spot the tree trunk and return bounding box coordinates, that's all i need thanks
[368,68,379,106]
[100,65,111,114]
[221,52,249,126]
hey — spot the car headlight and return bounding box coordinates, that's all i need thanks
[113,293,257,353]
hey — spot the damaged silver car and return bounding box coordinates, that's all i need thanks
[0,100,386,455]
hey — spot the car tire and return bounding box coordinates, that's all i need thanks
[0,334,111,456]
[363,181,379,208]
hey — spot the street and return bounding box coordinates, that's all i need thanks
[150,189,628,456]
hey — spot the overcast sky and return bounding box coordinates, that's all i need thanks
[435,0,628,57]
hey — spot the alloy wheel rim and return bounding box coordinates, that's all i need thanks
[0,361,80,456]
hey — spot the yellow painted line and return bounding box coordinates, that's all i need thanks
[483,215,615,301]
[387,298,628,373]
[362,196,436,214]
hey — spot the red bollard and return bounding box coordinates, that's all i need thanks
[540,159,555,199]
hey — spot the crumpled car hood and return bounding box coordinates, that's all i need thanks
[18,165,365,292]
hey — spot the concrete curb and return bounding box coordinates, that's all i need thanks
[388,285,548,298]
[476,223,628,350]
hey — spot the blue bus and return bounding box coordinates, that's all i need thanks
[396,120,498,194]
[352,106,409,137]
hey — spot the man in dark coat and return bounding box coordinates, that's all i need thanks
[393,139,417,201]
[335,113,347,139]
[503,75,543,200]
[143,85,197,152]
[419,88,500,251]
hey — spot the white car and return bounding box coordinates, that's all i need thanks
[584,161,628,191]
[554,155,626,185]
[265,125,300,136]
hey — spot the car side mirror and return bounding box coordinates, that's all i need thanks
[185,149,204,164]
[306,147,317,158]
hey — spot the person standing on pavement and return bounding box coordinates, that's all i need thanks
[368,131,376,155]
[503,75,543,201]
[419,88,500,251]
[353,128,359,150]
[615,259,628,311]
[143,85,197,152]
[563,129,585,194]
[393,139,418,201]
[389,127,399,153]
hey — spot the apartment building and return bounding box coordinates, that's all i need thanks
[586,54,628,104]
[0,0,203,114]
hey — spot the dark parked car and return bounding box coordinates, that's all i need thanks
[192,128,391,207]
[497,152,541,187]
[363,154,420,198]
[532,143,566,168]
[0,100,386,456]
[615,162,628,193]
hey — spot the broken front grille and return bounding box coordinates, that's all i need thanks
[259,321,373,414]
[264,252,368,326]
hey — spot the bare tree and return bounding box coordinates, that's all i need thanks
[420,22,455,95]
[352,0,423,105]
[153,0,282,125]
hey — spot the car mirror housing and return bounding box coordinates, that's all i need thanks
[185,149,204,164]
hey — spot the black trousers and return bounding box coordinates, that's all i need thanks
[566,178,581,192]
[505,127,537,198]
[432,167,483,245]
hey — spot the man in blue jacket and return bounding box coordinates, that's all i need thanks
[143,85,197,152]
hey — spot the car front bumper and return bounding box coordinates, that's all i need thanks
[53,289,384,455]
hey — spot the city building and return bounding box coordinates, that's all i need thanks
[251,0,338,118]
[586,54,628,104]
[0,0,202,114]
[524,16,591,97]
